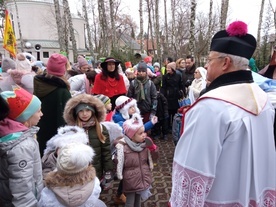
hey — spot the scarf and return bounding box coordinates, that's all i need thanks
[124,136,145,152]
[82,117,96,129]
[134,77,149,102]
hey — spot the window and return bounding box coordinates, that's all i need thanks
[43,52,49,58]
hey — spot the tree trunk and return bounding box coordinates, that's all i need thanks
[256,0,266,58]
[63,0,77,62]
[82,0,94,56]
[13,0,24,52]
[207,0,213,50]
[109,0,116,51]
[139,0,144,53]
[53,0,65,52]
[154,0,161,62]
[98,0,109,56]
[164,0,169,54]
[220,0,229,30]
[171,0,176,56]
[63,4,69,57]
[146,0,154,56]
[188,0,196,56]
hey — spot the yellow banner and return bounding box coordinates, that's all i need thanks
[3,10,17,57]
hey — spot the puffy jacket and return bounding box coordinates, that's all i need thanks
[0,126,43,207]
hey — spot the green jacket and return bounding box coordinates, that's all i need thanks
[33,74,71,156]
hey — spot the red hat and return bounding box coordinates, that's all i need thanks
[1,86,41,122]
[144,56,152,63]
[125,61,132,68]
[47,53,67,76]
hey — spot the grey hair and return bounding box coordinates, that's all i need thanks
[218,52,249,70]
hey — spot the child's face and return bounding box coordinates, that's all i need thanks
[78,109,92,122]
[128,105,136,115]
[154,66,160,72]
[106,103,112,111]
[131,126,146,143]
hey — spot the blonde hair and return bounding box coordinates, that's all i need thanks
[176,58,185,69]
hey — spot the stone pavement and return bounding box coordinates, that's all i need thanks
[100,135,175,207]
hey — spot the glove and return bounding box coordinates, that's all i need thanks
[144,137,157,151]
[150,116,158,125]
[100,171,113,190]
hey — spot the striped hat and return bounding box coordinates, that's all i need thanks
[95,94,111,106]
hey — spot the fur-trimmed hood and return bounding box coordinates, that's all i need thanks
[64,94,106,125]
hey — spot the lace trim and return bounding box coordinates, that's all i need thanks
[170,162,276,207]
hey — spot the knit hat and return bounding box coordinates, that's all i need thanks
[153,62,160,69]
[47,53,67,76]
[123,113,144,138]
[78,55,89,68]
[2,57,16,72]
[115,96,140,119]
[125,61,132,68]
[137,61,147,72]
[167,62,176,71]
[1,86,41,123]
[75,103,95,114]
[56,143,95,174]
[95,94,111,106]
[210,21,256,60]
[16,53,32,72]
[144,56,152,63]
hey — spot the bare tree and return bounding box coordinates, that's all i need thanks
[268,0,276,38]
[188,0,197,56]
[255,0,266,58]
[98,0,109,55]
[109,0,116,51]
[163,0,169,54]
[63,0,77,61]
[53,0,66,52]
[13,0,24,52]
[220,0,229,30]
[82,0,93,56]
[139,0,144,53]
[154,0,161,61]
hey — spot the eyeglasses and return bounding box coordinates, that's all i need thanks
[206,56,226,64]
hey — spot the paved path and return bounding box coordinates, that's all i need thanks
[100,136,175,207]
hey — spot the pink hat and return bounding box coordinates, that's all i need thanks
[78,55,88,68]
[47,53,67,76]
[123,113,144,138]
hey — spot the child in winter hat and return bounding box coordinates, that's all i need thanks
[113,95,157,131]
[95,94,113,121]
[38,143,107,207]
[0,86,43,207]
[63,93,114,184]
[41,125,89,177]
[46,53,67,77]
[115,113,157,206]
[1,85,41,123]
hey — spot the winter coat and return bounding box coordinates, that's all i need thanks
[161,72,183,110]
[155,92,169,120]
[68,73,91,96]
[127,79,157,115]
[63,94,113,178]
[0,125,43,207]
[115,137,153,193]
[112,110,154,132]
[33,74,71,156]
[38,166,106,207]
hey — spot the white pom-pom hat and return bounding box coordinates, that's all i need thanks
[43,125,89,155]
[57,143,95,174]
[123,113,144,138]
